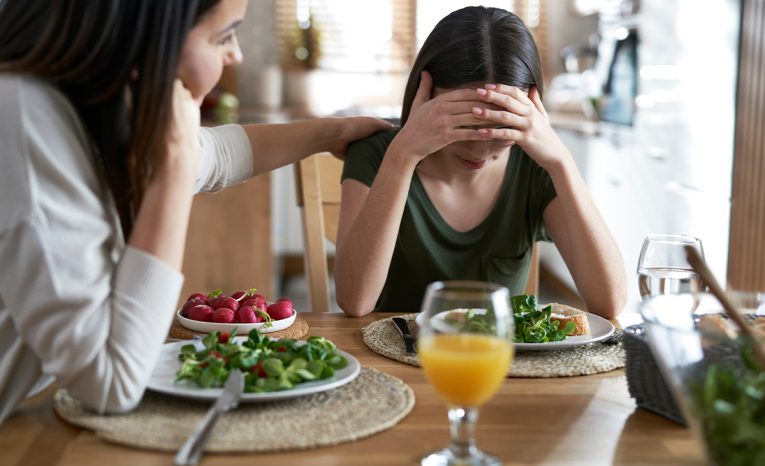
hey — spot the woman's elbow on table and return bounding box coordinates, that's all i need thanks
[74,382,145,416]
[65,353,155,415]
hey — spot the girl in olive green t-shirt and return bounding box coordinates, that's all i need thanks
[334,7,627,318]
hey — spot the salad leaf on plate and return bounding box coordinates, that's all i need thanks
[176,328,348,393]
[511,294,576,343]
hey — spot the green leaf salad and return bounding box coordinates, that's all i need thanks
[176,328,348,393]
[440,294,576,343]
[689,341,765,466]
[511,294,576,343]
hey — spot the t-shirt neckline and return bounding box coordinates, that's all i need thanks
[411,146,517,240]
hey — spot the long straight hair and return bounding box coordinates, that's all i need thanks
[0,0,220,236]
[401,7,543,125]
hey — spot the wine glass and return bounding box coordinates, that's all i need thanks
[418,281,514,466]
[637,234,705,302]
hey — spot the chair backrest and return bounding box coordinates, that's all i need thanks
[294,152,540,312]
[524,243,540,296]
[294,152,342,313]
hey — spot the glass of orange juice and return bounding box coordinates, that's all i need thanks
[418,281,514,466]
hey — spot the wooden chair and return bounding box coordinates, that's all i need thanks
[294,153,343,313]
[525,244,540,296]
[294,152,540,312]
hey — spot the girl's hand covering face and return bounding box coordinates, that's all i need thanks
[163,79,201,177]
[391,71,494,161]
[472,84,568,169]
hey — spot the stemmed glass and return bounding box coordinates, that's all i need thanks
[418,281,514,466]
[637,234,705,301]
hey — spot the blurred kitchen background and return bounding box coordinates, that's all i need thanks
[184,0,764,320]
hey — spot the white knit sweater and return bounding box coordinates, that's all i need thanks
[0,74,253,423]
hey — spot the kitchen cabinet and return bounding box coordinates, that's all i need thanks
[542,122,731,315]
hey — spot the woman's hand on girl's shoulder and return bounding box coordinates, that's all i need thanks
[472,84,571,171]
[329,116,395,160]
[389,71,487,162]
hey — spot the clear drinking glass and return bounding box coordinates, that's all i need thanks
[637,234,705,301]
[418,281,514,466]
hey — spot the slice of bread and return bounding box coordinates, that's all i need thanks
[547,303,591,336]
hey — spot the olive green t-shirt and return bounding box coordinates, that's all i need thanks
[341,129,557,312]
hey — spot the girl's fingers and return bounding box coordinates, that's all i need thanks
[477,126,523,142]
[449,128,491,141]
[485,83,534,106]
[471,107,527,129]
[476,87,531,116]
[411,71,433,112]
[440,87,490,102]
[437,100,504,116]
[528,86,548,120]
[449,112,495,128]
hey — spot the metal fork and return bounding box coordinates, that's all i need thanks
[174,370,244,466]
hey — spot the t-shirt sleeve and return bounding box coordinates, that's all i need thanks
[340,130,397,187]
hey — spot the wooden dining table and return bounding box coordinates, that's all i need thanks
[0,312,706,466]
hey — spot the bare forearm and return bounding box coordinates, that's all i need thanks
[335,153,417,316]
[128,164,195,271]
[546,157,627,317]
[242,118,343,175]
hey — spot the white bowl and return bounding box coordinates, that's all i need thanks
[176,307,297,334]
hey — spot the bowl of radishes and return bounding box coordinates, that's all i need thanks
[177,288,297,334]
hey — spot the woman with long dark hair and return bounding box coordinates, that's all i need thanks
[335,7,626,317]
[0,0,390,423]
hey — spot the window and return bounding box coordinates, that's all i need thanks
[275,0,547,114]
[277,1,544,73]
[277,0,416,73]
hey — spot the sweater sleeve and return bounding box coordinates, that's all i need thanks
[195,124,253,193]
[0,76,184,414]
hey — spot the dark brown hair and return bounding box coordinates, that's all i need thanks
[0,0,220,235]
[401,6,543,125]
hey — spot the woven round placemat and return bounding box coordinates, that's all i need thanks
[168,316,309,340]
[53,367,414,452]
[362,314,625,378]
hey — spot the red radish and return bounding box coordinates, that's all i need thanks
[241,297,266,311]
[276,297,292,304]
[213,308,235,324]
[187,293,208,304]
[230,290,248,301]
[188,304,214,322]
[249,362,266,377]
[236,305,260,323]
[209,351,228,363]
[267,301,294,320]
[211,295,239,312]
[181,298,205,317]
[218,332,230,344]
[252,294,268,308]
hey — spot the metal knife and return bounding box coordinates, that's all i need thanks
[175,369,244,466]
[391,317,417,355]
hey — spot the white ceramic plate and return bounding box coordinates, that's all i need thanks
[514,313,615,351]
[147,338,361,402]
[414,310,615,351]
[176,307,296,334]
